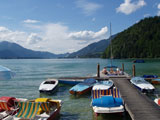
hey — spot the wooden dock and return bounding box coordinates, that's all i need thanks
[112,78,160,120]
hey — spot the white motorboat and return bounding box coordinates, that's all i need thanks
[130,77,155,92]
[92,80,113,92]
[39,79,58,94]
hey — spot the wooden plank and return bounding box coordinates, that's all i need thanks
[57,76,109,80]
[112,78,160,120]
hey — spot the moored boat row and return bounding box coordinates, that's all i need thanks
[0,96,62,120]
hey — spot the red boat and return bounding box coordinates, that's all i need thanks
[154,98,160,106]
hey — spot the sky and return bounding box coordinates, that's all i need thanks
[0,0,159,54]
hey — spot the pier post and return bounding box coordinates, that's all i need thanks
[122,63,124,72]
[132,64,136,77]
[97,63,100,78]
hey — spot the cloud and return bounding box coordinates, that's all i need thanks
[27,33,43,45]
[158,4,160,9]
[0,23,108,54]
[68,27,108,42]
[116,0,146,15]
[23,19,40,24]
[157,3,160,16]
[0,26,28,43]
[76,0,102,15]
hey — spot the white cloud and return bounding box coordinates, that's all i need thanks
[158,4,160,9]
[0,26,28,44]
[68,27,108,42]
[0,23,108,54]
[157,3,160,16]
[27,33,43,45]
[23,19,40,24]
[116,0,146,15]
[76,0,102,16]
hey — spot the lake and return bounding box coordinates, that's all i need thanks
[0,59,160,120]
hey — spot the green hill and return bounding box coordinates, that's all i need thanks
[102,16,160,58]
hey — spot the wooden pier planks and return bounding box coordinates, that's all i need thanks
[112,78,160,120]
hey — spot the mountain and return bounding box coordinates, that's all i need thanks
[0,41,67,59]
[68,35,116,58]
[102,16,160,58]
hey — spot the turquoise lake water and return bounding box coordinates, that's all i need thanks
[0,59,160,120]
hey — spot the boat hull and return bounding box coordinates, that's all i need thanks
[39,84,58,94]
[59,79,83,85]
[93,105,124,114]
[46,106,61,120]
[133,84,154,93]
[69,86,92,95]
[151,79,160,85]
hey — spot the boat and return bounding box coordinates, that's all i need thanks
[1,97,62,120]
[58,79,84,85]
[142,75,158,79]
[100,65,130,78]
[69,78,97,95]
[0,96,27,120]
[92,80,114,91]
[130,77,155,92]
[154,98,160,106]
[39,79,58,94]
[151,79,160,85]
[133,59,145,63]
[0,65,15,80]
[101,65,120,76]
[91,83,124,115]
[142,75,160,85]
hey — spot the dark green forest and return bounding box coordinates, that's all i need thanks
[102,16,160,58]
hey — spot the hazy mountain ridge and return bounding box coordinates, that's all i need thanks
[0,41,68,58]
[68,35,116,58]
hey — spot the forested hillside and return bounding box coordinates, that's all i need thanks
[102,16,160,58]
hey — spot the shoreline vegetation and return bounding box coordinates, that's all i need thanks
[102,16,160,59]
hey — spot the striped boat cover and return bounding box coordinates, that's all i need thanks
[16,102,40,119]
[92,88,120,99]
[0,101,11,111]
[40,102,50,112]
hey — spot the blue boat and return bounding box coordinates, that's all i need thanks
[133,60,145,63]
[69,78,97,95]
[58,79,84,85]
[142,75,158,79]
[91,85,124,114]
[0,65,14,80]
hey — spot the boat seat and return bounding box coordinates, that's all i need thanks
[15,101,41,119]
[35,98,51,115]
